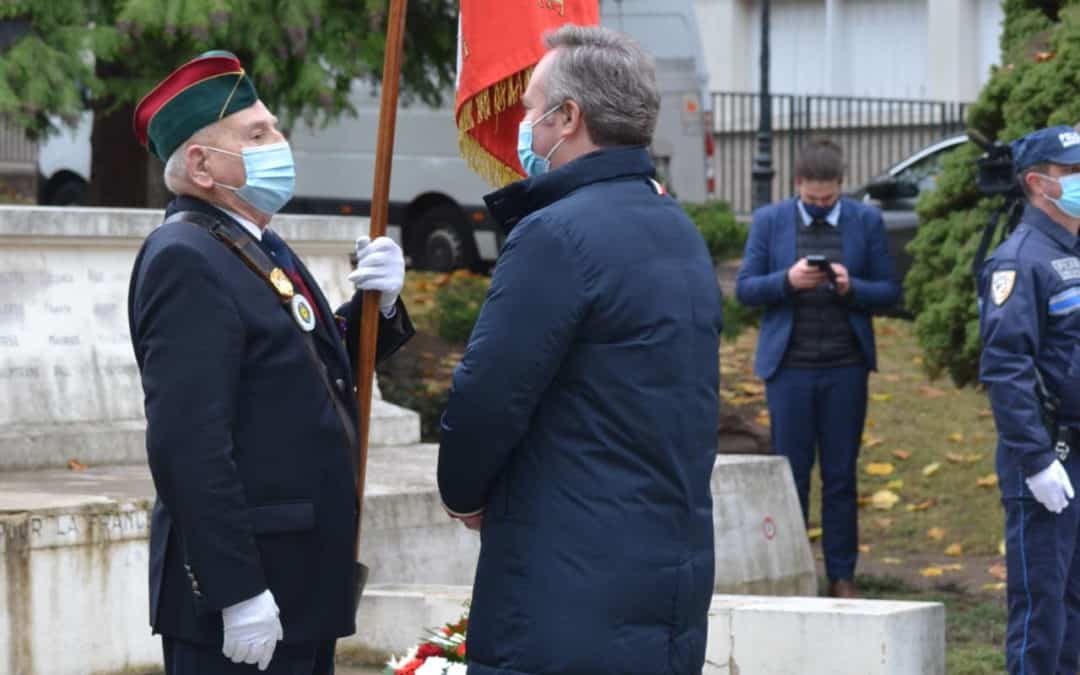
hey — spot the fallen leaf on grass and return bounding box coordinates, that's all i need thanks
[976,474,999,489]
[862,434,885,449]
[873,517,894,530]
[977,409,994,419]
[912,355,924,365]
[906,498,936,512]
[988,563,1007,581]
[870,393,892,402]
[881,557,903,565]
[940,563,965,572]
[739,382,765,396]
[871,489,900,510]
[919,385,946,399]
[886,479,904,491]
[858,544,871,553]
[67,458,87,471]
[928,527,947,542]
[865,462,895,477]
[922,463,942,477]
[983,582,1006,592]
[807,527,823,541]
[892,449,912,461]
[945,543,963,557]
[945,452,966,464]
[948,432,965,443]
[920,566,944,577]
[881,374,902,383]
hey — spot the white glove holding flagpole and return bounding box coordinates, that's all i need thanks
[349,235,405,316]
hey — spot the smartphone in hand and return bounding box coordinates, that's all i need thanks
[806,254,838,285]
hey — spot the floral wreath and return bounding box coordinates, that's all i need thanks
[384,614,469,675]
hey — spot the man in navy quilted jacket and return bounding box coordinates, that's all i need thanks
[437,25,723,675]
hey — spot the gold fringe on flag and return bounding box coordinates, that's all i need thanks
[457,68,534,187]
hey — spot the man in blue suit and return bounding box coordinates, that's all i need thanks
[127,51,413,674]
[736,139,900,598]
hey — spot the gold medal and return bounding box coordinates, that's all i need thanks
[270,268,294,299]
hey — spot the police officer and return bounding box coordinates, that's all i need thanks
[979,125,1080,674]
[128,51,413,674]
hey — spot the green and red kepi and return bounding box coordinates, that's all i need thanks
[132,50,258,161]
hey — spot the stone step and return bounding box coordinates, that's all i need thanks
[343,585,945,674]
[0,397,421,471]
[0,449,815,674]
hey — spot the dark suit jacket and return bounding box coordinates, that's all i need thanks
[127,195,413,645]
[735,197,900,380]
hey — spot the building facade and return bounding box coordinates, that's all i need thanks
[695,0,1003,102]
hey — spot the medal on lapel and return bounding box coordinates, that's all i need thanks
[291,294,317,332]
[270,268,295,299]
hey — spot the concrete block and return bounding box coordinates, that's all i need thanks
[0,501,162,675]
[340,586,945,674]
[341,585,472,664]
[711,456,817,595]
[0,206,415,471]
[705,595,946,675]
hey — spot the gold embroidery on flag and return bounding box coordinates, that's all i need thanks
[538,0,566,16]
[456,67,537,187]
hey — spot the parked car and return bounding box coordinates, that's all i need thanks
[853,134,968,285]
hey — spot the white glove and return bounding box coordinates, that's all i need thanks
[348,236,405,315]
[221,589,284,671]
[1025,460,1075,514]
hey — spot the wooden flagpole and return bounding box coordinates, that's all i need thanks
[354,0,408,581]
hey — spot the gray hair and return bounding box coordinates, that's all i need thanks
[542,25,660,147]
[162,124,220,194]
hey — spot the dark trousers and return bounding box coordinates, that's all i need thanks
[1002,455,1080,675]
[162,637,336,675]
[766,365,868,582]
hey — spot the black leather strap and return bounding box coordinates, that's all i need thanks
[164,210,359,453]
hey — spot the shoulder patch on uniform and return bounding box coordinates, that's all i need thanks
[1051,257,1080,281]
[991,270,1016,306]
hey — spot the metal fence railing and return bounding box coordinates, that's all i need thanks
[0,117,37,175]
[711,92,968,214]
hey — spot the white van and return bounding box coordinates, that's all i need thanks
[37,0,710,271]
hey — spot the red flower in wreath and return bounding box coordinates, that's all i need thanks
[416,643,443,659]
[395,658,424,675]
[457,642,467,658]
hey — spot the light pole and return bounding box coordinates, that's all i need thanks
[751,0,774,211]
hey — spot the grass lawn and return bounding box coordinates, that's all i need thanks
[393,274,1008,671]
[726,318,1008,672]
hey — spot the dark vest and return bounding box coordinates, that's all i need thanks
[782,215,865,369]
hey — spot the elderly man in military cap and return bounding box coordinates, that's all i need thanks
[127,51,413,674]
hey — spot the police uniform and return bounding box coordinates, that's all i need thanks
[127,52,414,674]
[979,127,1080,674]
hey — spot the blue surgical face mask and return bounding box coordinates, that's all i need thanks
[802,201,836,221]
[208,141,296,214]
[1038,173,1080,218]
[518,104,567,177]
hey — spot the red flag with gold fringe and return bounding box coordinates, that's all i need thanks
[456,0,599,187]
